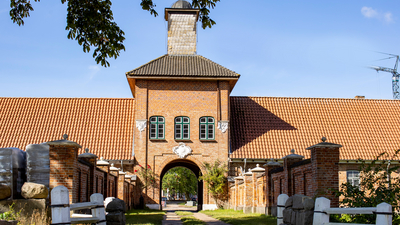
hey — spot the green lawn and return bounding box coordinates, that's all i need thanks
[125,209,165,225]
[201,209,277,225]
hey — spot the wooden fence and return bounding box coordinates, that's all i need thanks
[51,185,106,225]
[276,194,392,225]
[313,197,392,225]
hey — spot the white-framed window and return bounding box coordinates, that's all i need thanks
[347,170,360,186]
[175,116,190,140]
[149,116,165,139]
[199,116,214,140]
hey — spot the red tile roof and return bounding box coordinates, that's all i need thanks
[230,97,400,160]
[0,98,135,160]
[1,96,399,161]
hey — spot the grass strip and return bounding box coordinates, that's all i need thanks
[125,209,165,225]
[176,211,205,225]
[201,209,276,225]
[180,216,206,225]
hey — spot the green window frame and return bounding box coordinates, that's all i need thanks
[149,116,165,139]
[199,116,214,140]
[175,116,190,140]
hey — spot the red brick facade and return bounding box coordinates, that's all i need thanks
[228,139,342,214]
[48,139,135,208]
[131,79,232,208]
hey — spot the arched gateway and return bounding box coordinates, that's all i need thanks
[159,159,204,211]
[126,0,240,210]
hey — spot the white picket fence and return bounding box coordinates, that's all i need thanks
[313,197,392,225]
[51,185,106,225]
[276,194,392,225]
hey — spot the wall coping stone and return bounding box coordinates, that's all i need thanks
[46,139,81,148]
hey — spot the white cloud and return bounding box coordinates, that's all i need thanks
[88,65,101,80]
[361,6,378,18]
[361,6,394,23]
[384,12,393,23]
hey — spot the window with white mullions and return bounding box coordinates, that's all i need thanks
[149,116,165,139]
[347,170,360,186]
[175,116,190,140]
[199,116,214,140]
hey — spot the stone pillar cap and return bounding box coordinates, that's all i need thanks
[250,164,265,172]
[263,159,282,167]
[243,169,252,176]
[306,137,342,150]
[118,171,126,175]
[97,157,110,166]
[110,163,120,171]
[234,176,244,180]
[78,148,98,158]
[47,134,82,148]
[283,149,304,159]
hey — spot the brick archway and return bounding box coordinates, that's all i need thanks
[159,158,204,211]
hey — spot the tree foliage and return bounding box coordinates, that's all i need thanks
[199,160,228,208]
[162,167,197,200]
[333,150,400,224]
[9,0,220,67]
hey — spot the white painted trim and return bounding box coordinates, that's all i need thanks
[202,204,218,210]
[146,204,160,210]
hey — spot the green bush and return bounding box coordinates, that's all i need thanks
[334,150,400,224]
[199,160,228,208]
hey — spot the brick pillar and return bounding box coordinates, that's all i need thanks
[306,137,341,207]
[97,157,110,197]
[125,175,132,209]
[283,149,304,196]
[264,160,282,215]
[243,170,253,213]
[118,171,126,201]
[110,164,119,197]
[48,136,81,203]
[78,148,98,197]
[251,164,265,213]
[233,176,243,210]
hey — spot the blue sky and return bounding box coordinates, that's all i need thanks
[1,1,400,99]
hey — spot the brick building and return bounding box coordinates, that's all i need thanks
[1,0,400,211]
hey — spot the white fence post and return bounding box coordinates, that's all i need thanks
[313,197,330,225]
[51,186,71,225]
[277,194,288,225]
[376,202,392,225]
[91,193,106,225]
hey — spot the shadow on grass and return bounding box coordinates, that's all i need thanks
[125,209,165,225]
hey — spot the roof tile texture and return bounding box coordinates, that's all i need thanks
[230,97,400,160]
[0,98,135,160]
[126,55,239,77]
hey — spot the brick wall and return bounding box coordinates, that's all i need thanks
[228,139,342,214]
[133,79,230,207]
[47,139,136,208]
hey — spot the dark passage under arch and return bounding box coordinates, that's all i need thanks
[160,159,203,211]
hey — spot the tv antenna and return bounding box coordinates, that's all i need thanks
[369,52,400,99]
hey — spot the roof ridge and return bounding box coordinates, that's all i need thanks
[0,97,135,100]
[230,96,400,101]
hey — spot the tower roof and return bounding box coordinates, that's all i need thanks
[172,0,192,9]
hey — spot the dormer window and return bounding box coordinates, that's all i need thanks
[175,116,190,140]
[199,117,214,140]
[149,116,165,139]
